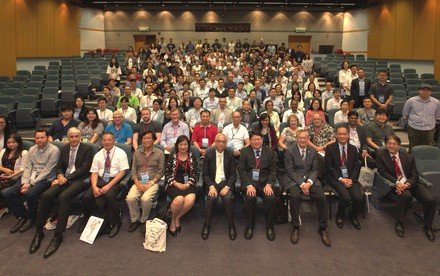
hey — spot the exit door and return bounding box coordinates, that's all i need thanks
[288,35,312,55]
[134,35,157,51]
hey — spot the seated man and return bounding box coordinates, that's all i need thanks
[325,125,363,230]
[222,111,250,158]
[49,105,80,142]
[284,129,331,247]
[126,131,165,233]
[97,97,114,123]
[30,127,93,258]
[376,135,436,242]
[365,108,394,155]
[226,88,242,111]
[78,132,129,238]
[347,111,370,159]
[307,113,335,154]
[104,110,133,145]
[2,129,60,233]
[236,99,258,130]
[239,131,277,241]
[201,133,236,240]
[326,88,343,111]
[116,84,140,109]
[132,108,162,151]
[192,110,218,157]
[211,97,232,132]
[160,108,190,153]
[282,99,305,127]
[357,97,376,126]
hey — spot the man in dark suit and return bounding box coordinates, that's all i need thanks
[325,125,364,230]
[30,127,93,258]
[236,100,258,130]
[346,111,374,164]
[376,135,436,242]
[284,129,331,247]
[350,68,372,108]
[239,131,278,241]
[202,133,237,240]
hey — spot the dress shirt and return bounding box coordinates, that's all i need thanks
[389,152,407,183]
[403,96,440,131]
[21,143,60,185]
[160,121,190,147]
[90,146,129,177]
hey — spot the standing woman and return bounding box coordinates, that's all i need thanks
[164,135,199,236]
[0,134,28,216]
[301,53,314,75]
[338,60,351,95]
[106,57,122,86]
[78,108,105,145]
[0,116,13,152]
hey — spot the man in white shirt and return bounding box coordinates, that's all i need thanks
[206,73,218,89]
[97,97,113,123]
[222,111,250,157]
[79,132,129,238]
[203,88,219,111]
[130,79,143,99]
[326,88,343,111]
[140,84,157,110]
[321,81,333,110]
[194,79,209,100]
[226,88,242,111]
[282,99,305,127]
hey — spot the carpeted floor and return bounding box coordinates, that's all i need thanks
[0,199,439,275]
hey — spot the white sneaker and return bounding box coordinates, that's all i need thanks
[66,215,80,229]
[45,217,58,230]
[0,208,9,218]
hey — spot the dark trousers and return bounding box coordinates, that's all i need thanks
[82,177,121,226]
[407,125,435,150]
[327,178,364,219]
[354,95,366,109]
[243,186,276,229]
[35,179,86,234]
[204,186,234,227]
[289,183,328,229]
[387,184,436,227]
[1,179,50,220]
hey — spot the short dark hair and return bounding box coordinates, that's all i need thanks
[174,135,191,153]
[200,109,211,116]
[249,131,263,139]
[60,104,74,112]
[98,96,107,103]
[385,134,401,145]
[35,129,49,137]
[348,110,359,118]
[140,130,157,141]
[120,96,129,103]
[376,108,388,116]
[378,69,388,75]
[335,125,349,133]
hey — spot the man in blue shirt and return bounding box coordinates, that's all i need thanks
[104,110,133,145]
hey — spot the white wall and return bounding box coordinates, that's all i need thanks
[342,9,368,54]
[80,8,106,54]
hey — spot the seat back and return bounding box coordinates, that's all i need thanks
[411,146,440,174]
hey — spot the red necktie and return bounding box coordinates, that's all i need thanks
[341,146,347,166]
[105,151,111,170]
[392,156,403,178]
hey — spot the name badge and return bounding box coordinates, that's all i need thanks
[201,138,209,148]
[82,138,89,143]
[170,138,177,145]
[102,172,111,183]
[140,172,149,184]
[227,141,234,149]
[340,166,348,178]
[378,95,385,103]
[30,171,38,180]
[183,174,189,183]
[218,122,223,131]
[245,123,249,129]
[252,169,260,181]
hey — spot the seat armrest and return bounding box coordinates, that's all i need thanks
[373,172,394,198]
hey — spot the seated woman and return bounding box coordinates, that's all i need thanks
[117,96,137,123]
[164,135,199,237]
[303,82,317,99]
[261,100,280,133]
[252,113,278,151]
[0,134,28,217]
[305,99,326,126]
[73,96,87,122]
[333,100,350,125]
[78,108,105,145]
[278,114,302,151]
[291,90,304,112]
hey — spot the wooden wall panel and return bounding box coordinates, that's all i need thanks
[393,0,413,59]
[15,0,37,57]
[434,0,440,79]
[54,2,71,56]
[36,0,55,56]
[68,7,81,55]
[412,0,436,60]
[0,0,17,77]
[378,0,395,58]
[367,6,380,58]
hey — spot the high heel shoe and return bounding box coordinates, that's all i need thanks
[168,228,177,237]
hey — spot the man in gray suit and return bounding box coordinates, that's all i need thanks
[211,97,233,132]
[284,129,331,247]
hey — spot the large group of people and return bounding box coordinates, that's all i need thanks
[0,37,439,258]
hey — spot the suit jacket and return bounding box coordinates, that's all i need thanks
[211,108,233,125]
[325,142,361,182]
[236,108,258,128]
[238,146,278,189]
[344,124,368,152]
[350,78,372,103]
[55,143,93,182]
[376,148,419,188]
[284,144,319,190]
[202,147,237,190]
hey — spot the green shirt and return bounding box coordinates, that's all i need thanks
[117,94,140,109]
[365,121,394,148]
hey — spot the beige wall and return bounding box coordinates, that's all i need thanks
[103,10,345,52]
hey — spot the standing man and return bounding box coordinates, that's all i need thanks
[201,133,237,240]
[284,129,331,247]
[325,125,363,230]
[79,132,129,238]
[132,108,162,151]
[2,129,60,233]
[369,70,394,112]
[126,131,165,233]
[239,131,277,241]
[376,135,436,242]
[30,127,93,258]
[350,68,372,108]
[402,84,440,150]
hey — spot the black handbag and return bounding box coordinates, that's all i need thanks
[154,202,172,225]
[275,189,288,225]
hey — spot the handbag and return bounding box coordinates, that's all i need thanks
[275,188,288,225]
[154,202,172,226]
[359,157,374,188]
[143,218,167,252]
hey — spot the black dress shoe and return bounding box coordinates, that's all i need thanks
[229,226,236,241]
[350,217,361,230]
[10,217,28,233]
[140,223,146,235]
[201,225,210,240]
[108,222,121,238]
[424,227,436,242]
[266,228,275,241]
[335,217,344,229]
[128,221,141,233]
[43,234,63,259]
[29,232,44,254]
[244,227,253,240]
[318,228,331,247]
[290,227,299,245]
[168,228,177,237]
[176,226,181,233]
[395,222,405,238]
[19,220,34,233]
[77,218,89,233]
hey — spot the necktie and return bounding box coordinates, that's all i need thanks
[392,156,403,178]
[67,147,76,172]
[341,146,347,166]
[215,154,223,184]
[105,150,111,170]
[301,149,306,160]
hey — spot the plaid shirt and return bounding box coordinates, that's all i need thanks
[308,123,335,147]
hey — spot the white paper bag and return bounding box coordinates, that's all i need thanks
[80,216,104,244]
[143,218,167,252]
